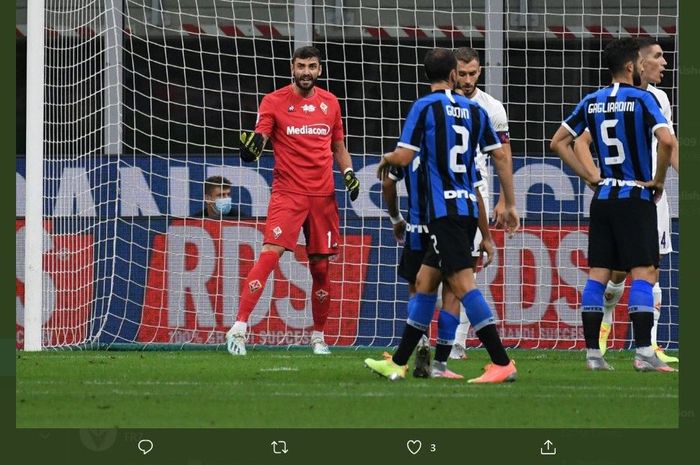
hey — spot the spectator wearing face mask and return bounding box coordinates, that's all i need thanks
[192,176,240,219]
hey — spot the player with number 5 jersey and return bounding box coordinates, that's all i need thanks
[551,37,678,373]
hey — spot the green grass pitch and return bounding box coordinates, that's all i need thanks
[16,348,678,428]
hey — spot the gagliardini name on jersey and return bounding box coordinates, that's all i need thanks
[285,124,331,136]
[587,101,635,114]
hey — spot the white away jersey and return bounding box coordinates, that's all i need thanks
[647,85,674,176]
[469,88,509,180]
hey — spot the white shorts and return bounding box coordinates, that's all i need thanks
[472,183,489,258]
[657,190,672,255]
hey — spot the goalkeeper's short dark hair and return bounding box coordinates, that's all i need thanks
[603,38,640,77]
[424,48,457,83]
[292,46,322,63]
[204,176,232,196]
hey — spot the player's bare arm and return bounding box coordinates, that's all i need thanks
[332,139,360,201]
[476,189,494,268]
[376,146,416,180]
[637,126,677,201]
[381,176,406,244]
[550,126,602,186]
[492,136,512,224]
[572,130,601,189]
[489,145,520,234]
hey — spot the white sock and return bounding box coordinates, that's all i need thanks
[651,283,662,347]
[636,345,654,357]
[587,348,602,358]
[603,280,625,325]
[417,334,430,348]
[311,330,324,342]
[232,321,247,334]
[454,307,470,346]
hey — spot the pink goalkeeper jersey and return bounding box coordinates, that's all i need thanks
[255,84,345,196]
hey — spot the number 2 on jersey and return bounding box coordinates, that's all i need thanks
[600,119,626,165]
[450,125,470,172]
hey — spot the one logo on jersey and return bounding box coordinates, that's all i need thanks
[406,223,430,234]
[285,124,330,136]
[302,104,316,113]
[314,289,329,303]
[273,226,283,239]
[443,190,477,201]
[248,279,262,294]
[320,102,328,114]
[288,105,295,112]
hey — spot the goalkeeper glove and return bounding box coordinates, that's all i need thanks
[343,168,360,201]
[239,131,264,162]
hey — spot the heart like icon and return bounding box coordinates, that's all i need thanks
[406,439,422,455]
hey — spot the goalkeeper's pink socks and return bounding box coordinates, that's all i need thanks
[309,259,330,332]
[236,250,280,323]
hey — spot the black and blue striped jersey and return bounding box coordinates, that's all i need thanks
[398,89,499,222]
[388,164,429,251]
[563,82,671,201]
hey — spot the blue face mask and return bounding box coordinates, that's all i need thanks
[214,198,232,215]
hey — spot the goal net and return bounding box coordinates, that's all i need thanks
[17,0,679,351]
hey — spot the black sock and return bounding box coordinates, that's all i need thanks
[475,324,510,366]
[434,343,452,363]
[582,311,604,350]
[629,311,654,348]
[392,325,425,366]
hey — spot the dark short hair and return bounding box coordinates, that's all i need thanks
[204,176,232,196]
[603,38,640,76]
[292,46,322,63]
[636,36,660,53]
[454,47,480,64]
[424,48,457,83]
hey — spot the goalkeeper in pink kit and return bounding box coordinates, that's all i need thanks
[226,46,360,356]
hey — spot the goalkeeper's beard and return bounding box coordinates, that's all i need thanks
[294,75,317,93]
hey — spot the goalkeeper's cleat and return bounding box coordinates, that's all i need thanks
[467,360,517,384]
[449,343,468,360]
[364,358,407,381]
[598,322,612,356]
[430,361,464,379]
[311,337,331,355]
[413,344,431,378]
[225,327,247,356]
[634,353,677,373]
[586,356,614,371]
[653,345,679,363]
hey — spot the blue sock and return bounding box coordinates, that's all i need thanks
[581,279,605,312]
[460,289,494,331]
[628,280,654,313]
[437,310,459,346]
[407,293,438,331]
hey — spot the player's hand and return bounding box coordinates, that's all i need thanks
[478,237,495,269]
[393,220,406,245]
[584,175,602,191]
[344,169,360,201]
[637,179,664,203]
[492,197,506,225]
[376,155,392,180]
[238,131,264,162]
[494,205,520,237]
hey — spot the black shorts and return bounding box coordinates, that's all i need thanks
[422,216,478,275]
[588,198,659,271]
[397,246,426,284]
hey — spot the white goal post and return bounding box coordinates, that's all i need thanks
[18,0,679,351]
